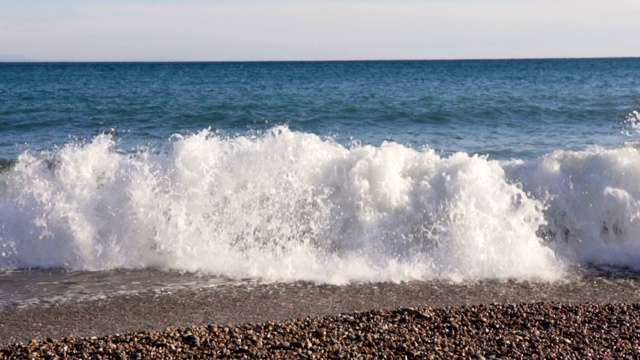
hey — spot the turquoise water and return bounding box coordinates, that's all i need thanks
[1,59,640,287]
[1,59,638,160]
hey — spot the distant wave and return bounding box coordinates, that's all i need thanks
[1,127,639,283]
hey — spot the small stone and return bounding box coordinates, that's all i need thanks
[313,329,326,339]
[182,334,200,347]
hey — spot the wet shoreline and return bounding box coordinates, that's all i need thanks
[2,276,640,344]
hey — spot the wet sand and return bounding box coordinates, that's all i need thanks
[2,276,640,344]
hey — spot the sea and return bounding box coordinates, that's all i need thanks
[1,58,640,309]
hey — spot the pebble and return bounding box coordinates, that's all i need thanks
[2,302,640,359]
[181,334,199,347]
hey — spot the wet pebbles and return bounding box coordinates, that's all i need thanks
[2,302,639,359]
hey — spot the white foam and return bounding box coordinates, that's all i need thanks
[0,127,584,283]
[506,146,640,270]
[624,110,640,135]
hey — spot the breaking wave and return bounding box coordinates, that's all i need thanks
[1,126,639,283]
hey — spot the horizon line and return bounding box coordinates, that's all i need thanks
[1,56,639,64]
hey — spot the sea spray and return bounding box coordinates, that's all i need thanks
[507,146,640,269]
[624,110,640,135]
[0,126,596,283]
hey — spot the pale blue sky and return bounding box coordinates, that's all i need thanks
[1,0,638,61]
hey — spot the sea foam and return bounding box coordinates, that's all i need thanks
[507,146,640,269]
[1,127,638,283]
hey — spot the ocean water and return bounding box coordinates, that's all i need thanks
[1,59,640,307]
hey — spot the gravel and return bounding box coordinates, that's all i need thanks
[2,302,639,359]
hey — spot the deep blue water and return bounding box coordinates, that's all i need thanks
[1,58,639,160]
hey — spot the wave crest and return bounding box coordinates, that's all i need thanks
[6,127,639,283]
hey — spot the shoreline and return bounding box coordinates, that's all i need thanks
[2,277,640,345]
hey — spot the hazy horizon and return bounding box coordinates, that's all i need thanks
[2,56,640,64]
[1,1,639,62]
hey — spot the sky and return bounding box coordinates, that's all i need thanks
[1,0,639,62]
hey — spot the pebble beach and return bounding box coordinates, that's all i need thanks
[2,278,640,359]
[2,303,640,359]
